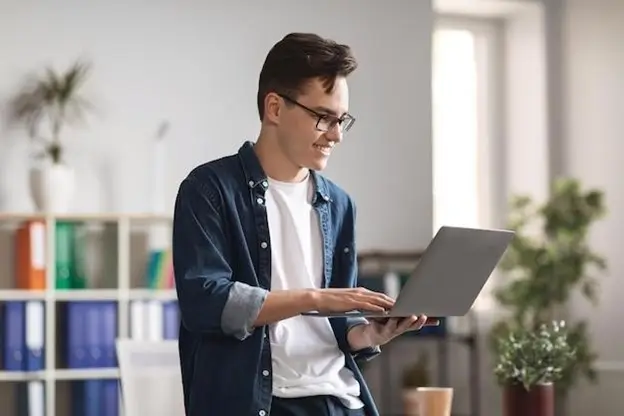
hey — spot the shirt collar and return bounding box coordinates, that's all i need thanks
[237,141,332,203]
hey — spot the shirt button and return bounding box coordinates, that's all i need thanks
[248,180,254,187]
[260,241,268,249]
[259,411,266,416]
[344,247,350,253]
[262,181,268,188]
[262,370,269,376]
[257,197,264,205]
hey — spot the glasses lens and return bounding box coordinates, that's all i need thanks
[316,117,332,132]
[316,115,355,133]
[339,116,354,132]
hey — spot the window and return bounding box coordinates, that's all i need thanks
[432,18,502,311]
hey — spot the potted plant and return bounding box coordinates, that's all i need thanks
[490,178,607,410]
[5,59,93,212]
[494,321,576,416]
[401,352,431,416]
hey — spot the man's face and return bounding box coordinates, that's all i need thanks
[273,76,352,172]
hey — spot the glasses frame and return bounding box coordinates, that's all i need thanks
[278,94,356,133]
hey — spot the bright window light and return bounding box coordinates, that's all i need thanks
[432,28,480,233]
[432,21,500,313]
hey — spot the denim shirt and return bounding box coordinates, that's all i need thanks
[172,141,381,416]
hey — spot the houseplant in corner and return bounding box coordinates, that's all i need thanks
[494,321,576,416]
[5,59,93,212]
[490,177,607,412]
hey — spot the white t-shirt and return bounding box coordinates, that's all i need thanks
[265,174,363,409]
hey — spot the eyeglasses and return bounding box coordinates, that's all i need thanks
[278,94,356,133]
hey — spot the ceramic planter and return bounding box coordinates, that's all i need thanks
[29,163,75,213]
[503,382,554,416]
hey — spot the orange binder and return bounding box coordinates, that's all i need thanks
[15,220,46,290]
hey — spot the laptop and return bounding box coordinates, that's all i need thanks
[301,225,515,319]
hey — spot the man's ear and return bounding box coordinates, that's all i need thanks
[264,92,282,125]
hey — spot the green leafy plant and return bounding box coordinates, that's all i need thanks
[5,59,93,164]
[402,352,430,389]
[491,178,607,394]
[494,321,576,390]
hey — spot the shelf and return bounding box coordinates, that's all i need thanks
[55,289,120,301]
[0,371,47,382]
[0,213,176,415]
[127,289,176,300]
[0,369,120,382]
[0,212,172,222]
[0,289,46,300]
[0,289,177,301]
[54,368,119,381]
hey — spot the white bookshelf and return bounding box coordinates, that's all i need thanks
[0,212,175,416]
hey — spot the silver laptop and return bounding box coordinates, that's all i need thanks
[301,225,515,319]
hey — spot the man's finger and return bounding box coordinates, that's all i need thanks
[396,316,420,333]
[365,294,394,309]
[357,302,386,312]
[381,317,400,333]
[406,315,431,331]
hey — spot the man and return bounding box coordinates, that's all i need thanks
[172,33,430,416]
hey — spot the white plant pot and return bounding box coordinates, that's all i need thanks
[29,163,76,213]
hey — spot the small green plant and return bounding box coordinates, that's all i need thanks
[402,352,430,389]
[491,177,607,394]
[494,321,576,391]
[4,59,93,164]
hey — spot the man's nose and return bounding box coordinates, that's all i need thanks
[324,123,343,143]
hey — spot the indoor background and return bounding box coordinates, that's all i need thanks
[0,0,621,415]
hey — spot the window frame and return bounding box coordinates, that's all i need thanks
[432,15,506,311]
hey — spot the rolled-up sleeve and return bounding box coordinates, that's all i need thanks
[172,176,267,340]
[221,282,267,339]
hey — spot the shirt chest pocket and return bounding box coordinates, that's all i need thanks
[329,243,356,288]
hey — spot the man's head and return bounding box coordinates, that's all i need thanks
[257,33,357,172]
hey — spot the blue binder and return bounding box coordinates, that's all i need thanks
[3,301,26,371]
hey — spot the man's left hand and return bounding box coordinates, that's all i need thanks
[348,315,438,350]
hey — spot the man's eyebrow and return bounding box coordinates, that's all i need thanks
[312,106,344,117]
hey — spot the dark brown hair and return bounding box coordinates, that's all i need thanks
[257,32,358,120]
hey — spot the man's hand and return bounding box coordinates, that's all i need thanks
[312,287,395,313]
[347,315,437,351]
[254,287,394,327]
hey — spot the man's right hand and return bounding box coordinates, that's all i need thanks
[254,287,394,327]
[311,287,395,313]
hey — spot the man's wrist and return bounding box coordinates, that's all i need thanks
[347,322,374,351]
[298,288,319,312]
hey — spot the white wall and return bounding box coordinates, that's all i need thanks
[494,0,624,414]
[504,3,550,201]
[561,0,624,415]
[0,0,434,252]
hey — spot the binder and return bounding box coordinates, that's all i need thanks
[65,302,88,369]
[16,380,45,416]
[101,301,117,367]
[3,301,26,371]
[24,301,45,371]
[15,220,46,290]
[163,301,179,340]
[69,301,118,416]
[132,300,178,340]
[130,300,146,340]
[55,221,75,289]
[102,379,120,416]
